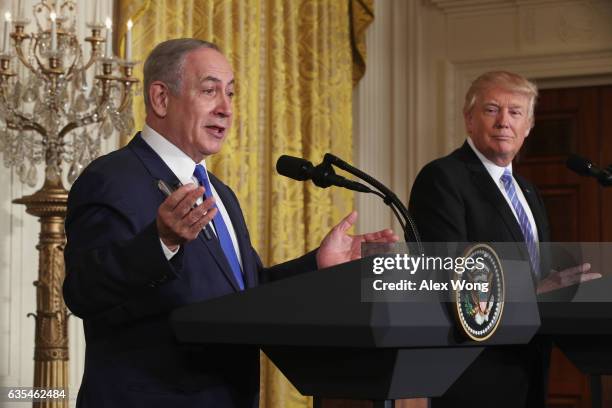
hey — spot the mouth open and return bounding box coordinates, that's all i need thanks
[206,125,226,136]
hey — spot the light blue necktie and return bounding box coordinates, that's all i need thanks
[500,169,540,278]
[193,164,245,290]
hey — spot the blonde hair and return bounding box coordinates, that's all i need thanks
[463,71,538,124]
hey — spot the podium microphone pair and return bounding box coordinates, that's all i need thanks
[275,154,422,252]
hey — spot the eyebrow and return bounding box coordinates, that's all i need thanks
[483,101,524,109]
[199,75,235,86]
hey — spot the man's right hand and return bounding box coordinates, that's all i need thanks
[536,263,601,294]
[156,183,217,251]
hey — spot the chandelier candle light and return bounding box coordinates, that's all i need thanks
[0,1,138,405]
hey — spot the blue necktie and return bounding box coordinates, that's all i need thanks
[500,169,540,278]
[193,164,245,290]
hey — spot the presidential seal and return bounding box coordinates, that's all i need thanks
[452,244,505,342]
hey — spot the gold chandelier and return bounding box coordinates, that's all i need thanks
[0,1,138,405]
[0,0,137,185]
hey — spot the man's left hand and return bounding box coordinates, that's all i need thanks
[316,211,400,269]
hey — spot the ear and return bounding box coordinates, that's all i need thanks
[148,81,170,117]
[525,119,534,138]
[464,111,473,135]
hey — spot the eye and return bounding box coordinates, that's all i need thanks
[202,88,216,96]
[484,106,498,114]
[510,109,523,116]
[227,90,235,99]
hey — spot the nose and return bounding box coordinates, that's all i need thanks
[214,93,232,118]
[494,108,510,128]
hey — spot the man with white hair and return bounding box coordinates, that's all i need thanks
[409,71,598,407]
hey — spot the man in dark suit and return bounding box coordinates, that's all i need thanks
[409,71,598,407]
[63,38,398,408]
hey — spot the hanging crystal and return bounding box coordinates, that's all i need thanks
[101,115,113,139]
[23,76,38,103]
[75,93,88,112]
[45,163,61,183]
[12,81,23,107]
[26,164,37,187]
[17,162,27,181]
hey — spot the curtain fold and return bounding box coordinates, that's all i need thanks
[117,1,370,407]
[349,0,374,85]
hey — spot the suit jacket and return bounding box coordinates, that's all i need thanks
[409,142,551,408]
[63,133,318,408]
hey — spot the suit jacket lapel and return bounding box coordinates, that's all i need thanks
[208,174,258,290]
[515,175,548,241]
[129,133,244,292]
[129,132,181,188]
[459,143,526,244]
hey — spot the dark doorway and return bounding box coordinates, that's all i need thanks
[515,84,612,408]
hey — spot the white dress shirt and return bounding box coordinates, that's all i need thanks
[467,137,539,244]
[141,124,243,267]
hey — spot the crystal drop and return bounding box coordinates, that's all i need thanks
[75,93,88,112]
[67,161,83,184]
[101,116,113,139]
[33,100,45,117]
[26,164,37,187]
[45,164,61,183]
[12,82,23,106]
[17,162,27,179]
[89,86,99,102]
[23,86,37,103]
[80,71,88,92]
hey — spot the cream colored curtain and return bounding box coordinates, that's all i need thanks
[117,1,372,407]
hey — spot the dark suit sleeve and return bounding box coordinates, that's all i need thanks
[63,169,180,321]
[259,249,319,284]
[409,162,468,242]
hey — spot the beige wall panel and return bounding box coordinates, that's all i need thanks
[519,1,612,55]
[447,11,518,61]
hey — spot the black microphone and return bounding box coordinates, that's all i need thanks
[566,154,612,186]
[276,155,372,193]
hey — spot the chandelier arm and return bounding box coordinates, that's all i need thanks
[117,83,135,112]
[13,36,36,73]
[7,112,48,136]
[80,46,101,72]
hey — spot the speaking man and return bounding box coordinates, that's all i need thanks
[63,38,398,408]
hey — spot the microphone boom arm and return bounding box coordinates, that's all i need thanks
[323,153,423,253]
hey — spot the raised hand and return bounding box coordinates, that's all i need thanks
[156,183,217,250]
[316,211,400,269]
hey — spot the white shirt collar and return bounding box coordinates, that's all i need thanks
[466,136,512,182]
[141,124,209,184]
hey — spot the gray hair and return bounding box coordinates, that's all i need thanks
[143,38,220,109]
[463,71,538,125]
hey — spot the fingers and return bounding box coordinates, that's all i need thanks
[157,184,217,246]
[579,273,603,283]
[551,263,600,287]
[560,263,591,275]
[162,183,198,210]
[558,263,591,279]
[335,211,358,233]
[362,228,400,243]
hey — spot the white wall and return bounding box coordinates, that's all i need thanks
[354,0,612,235]
[0,1,116,407]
